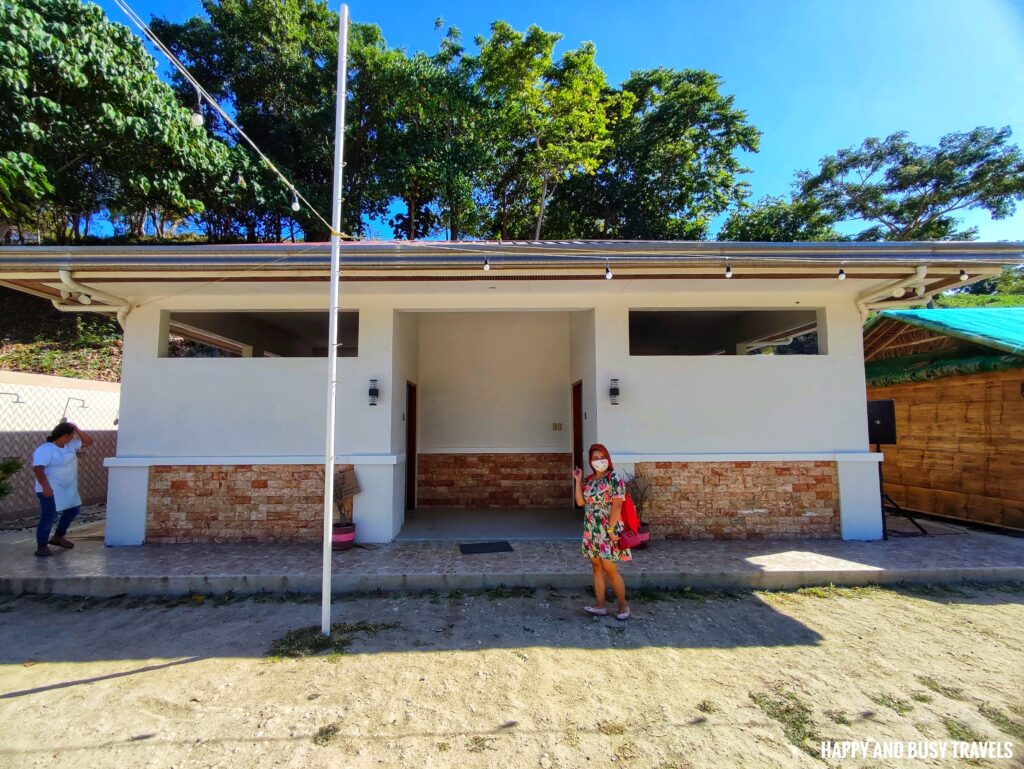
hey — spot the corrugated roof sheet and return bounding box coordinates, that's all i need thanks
[868,308,1024,356]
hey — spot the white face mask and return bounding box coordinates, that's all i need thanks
[591,459,609,473]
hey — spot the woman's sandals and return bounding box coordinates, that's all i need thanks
[584,605,631,620]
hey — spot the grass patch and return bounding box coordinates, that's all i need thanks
[824,709,851,725]
[484,585,535,600]
[943,716,983,742]
[448,590,465,605]
[910,691,933,704]
[977,703,1024,741]
[795,584,881,599]
[267,621,399,658]
[250,591,318,604]
[312,724,340,746]
[467,736,496,752]
[629,586,664,604]
[916,675,966,701]
[696,699,717,715]
[437,742,451,752]
[597,720,627,735]
[628,586,744,603]
[899,583,974,599]
[750,684,821,757]
[868,693,914,715]
[1009,704,1024,719]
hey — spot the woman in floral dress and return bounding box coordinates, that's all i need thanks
[573,443,631,620]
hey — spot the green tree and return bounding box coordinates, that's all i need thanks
[546,68,760,240]
[470,22,615,239]
[719,196,844,241]
[798,127,1024,241]
[0,457,23,501]
[154,3,412,240]
[0,0,229,243]
[380,28,488,240]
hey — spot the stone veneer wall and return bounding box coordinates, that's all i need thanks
[635,461,840,539]
[147,464,353,543]
[417,453,572,508]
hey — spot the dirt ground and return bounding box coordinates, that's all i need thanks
[1,583,1022,769]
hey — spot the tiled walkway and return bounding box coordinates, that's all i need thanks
[2,518,1022,596]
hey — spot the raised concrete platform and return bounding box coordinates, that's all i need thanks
[2,519,1023,596]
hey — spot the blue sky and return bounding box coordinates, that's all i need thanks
[95,0,1024,241]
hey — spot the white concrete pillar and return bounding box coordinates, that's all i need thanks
[837,459,883,540]
[103,305,165,545]
[104,465,149,545]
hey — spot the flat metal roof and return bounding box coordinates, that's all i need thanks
[0,240,1021,272]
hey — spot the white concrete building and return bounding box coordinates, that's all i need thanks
[2,241,1019,545]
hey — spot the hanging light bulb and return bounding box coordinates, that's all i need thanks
[290,190,300,212]
[483,256,490,272]
[959,268,968,281]
[725,263,733,279]
[837,268,847,281]
[190,87,204,127]
[605,261,613,280]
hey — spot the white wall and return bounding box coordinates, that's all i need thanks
[595,298,870,454]
[417,312,571,452]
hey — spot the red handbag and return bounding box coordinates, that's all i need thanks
[617,493,649,548]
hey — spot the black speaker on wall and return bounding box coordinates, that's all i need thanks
[867,400,897,446]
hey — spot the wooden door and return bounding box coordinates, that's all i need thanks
[572,381,583,507]
[405,382,417,511]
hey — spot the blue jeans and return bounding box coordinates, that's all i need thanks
[36,493,80,549]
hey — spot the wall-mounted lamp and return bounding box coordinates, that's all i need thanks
[609,378,620,405]
[837,268,847,281]
[368,379,380,406]
[60,397,87,423]
[0,392,25,405]
[724,263,733,279]
[959,268,969,282]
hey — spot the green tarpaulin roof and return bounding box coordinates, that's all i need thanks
[866,308,1024,356]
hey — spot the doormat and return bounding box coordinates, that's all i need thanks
[458,541,514,555]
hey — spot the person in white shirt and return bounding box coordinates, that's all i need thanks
[32,422,93,557]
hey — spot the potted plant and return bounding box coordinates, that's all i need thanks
[331,470,356,551]
[332,500,356,550]
[622,470,652,548]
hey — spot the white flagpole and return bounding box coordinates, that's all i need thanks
[322,2,350,636]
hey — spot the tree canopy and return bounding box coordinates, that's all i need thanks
[0,0,231,243]
[797,127,1024,241]
[4,1,1022,250]
[1,1,765,244]
[718,196,843,242]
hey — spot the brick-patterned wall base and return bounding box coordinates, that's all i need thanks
[417,453,572,508]
[147,464,353,543]
[635,461,840,540]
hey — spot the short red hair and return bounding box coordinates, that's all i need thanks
[585,443,614,480]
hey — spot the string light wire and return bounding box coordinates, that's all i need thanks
[111,0,348,240]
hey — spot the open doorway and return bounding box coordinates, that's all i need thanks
[405,382,417,511]
[572,380,583,508]
[394,310,588,540]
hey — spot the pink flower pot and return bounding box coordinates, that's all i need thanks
[332,523,356,550]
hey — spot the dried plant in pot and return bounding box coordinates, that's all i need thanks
[622,470,652,548]
[331,474,356,551]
